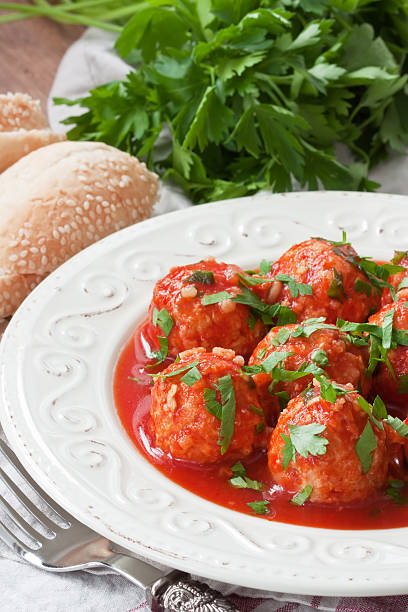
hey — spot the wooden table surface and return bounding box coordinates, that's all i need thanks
[0,9,83,110]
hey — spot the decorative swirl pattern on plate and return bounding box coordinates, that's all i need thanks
[37,352,98,434]
[321,540,408,565]
[126,486,174,510]
[238,215,283,248]
[376,215,408,249]
[326,210,368,239]
[48,273,128,348]
[121,251,164,281]
[187,224,232,256]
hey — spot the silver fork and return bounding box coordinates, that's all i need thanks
[0,439,238,611]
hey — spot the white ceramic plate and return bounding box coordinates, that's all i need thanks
[2,191,408,597]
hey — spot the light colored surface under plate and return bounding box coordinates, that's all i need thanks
[1,191,408,597]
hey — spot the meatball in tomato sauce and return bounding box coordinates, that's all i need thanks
[255,238,379,324]
[369,301,408,410]
[268,385,388,504]
[249,322,370,424]
[150,347,266,464]
[150,258,264,359]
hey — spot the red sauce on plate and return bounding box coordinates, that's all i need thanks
[114,320,408,530]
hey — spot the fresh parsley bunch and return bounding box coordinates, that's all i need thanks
[52,0,408,202]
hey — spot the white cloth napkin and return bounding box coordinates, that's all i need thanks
[1,26,407,612]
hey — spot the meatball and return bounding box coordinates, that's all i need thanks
[268,386,388,504]
[369,301,408,409]
[150,258,265,359]
[381,251,408,306]
[254,238,379,324]
[150,347,266,464]
[249,323,370,424]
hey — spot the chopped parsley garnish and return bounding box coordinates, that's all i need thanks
[255,422,265,435]
[150,307,174,365]
[128,376,145,384]
[204,375,236,455]
[184,270,214,285]
[292,317,337,338]
[249,404,264,416]
[271,328,292,346]
[397,278,408,292]
[355,394,408,441]
[229,462,263,491]
[318,377,353,403]
[386,480,407,505]
[181,366,202,386]
[151,360,199,381]
[290,485,313,506]
[275,274,313,298]
[281,423,328,470]
[314,232,350,247]
[257,347,267,359]
[354,278,372,296]
[355,421,377,474]
[201,291,233,305]
[392,251,408,265]
[327,267,347,301]
[152,306,173,337]
[237,273,274,286]
[310,349,330,367]
[247,500,270,515]
[259,259,273,275]
[336,317,408,378]
[384,415,408,438]
[276,391,290,411]
[382,309,394,349]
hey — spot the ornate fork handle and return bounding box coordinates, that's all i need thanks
[149,569,238,612]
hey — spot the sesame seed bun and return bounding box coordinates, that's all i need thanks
[0,129,66,174]
[0,140,160,318]
[0,93,47,132]
[0,93,66,173]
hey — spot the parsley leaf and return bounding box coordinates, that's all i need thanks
[355,421,377,474]
[288,423,329,459]
[201,291,233,305]
[217,375,237,455]
[184,270,214,285]
[290,485,313,506]
[151,360,200,380]
[275,274,313,298]
[230,476,264,490]
[204,388,222,420]
[152,307,173,337]
[327,267,347,301]
[181,366,202,386]
[310,348,329,367]
[247,500,270,515]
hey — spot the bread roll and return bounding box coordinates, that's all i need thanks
[0,92,66,173]
[0,92,47,131]
[0,140,159,318]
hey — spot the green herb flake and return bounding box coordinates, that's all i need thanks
[327,267,347,301]
[259,259,273,275]
[354,278,372,296]
[276,390,290,411]
[290,485,313,506]
[310,349,330,367]
[355,421,377,474]
[247,500,270,515]
[397,278,408,292]
[181,365,202,386]
[203,388,222,420]
[281,433,296,471]
[230,475,264,490]
[382,309,395,349]
[271,328,292,346]
[215,375,237,455]
[249,404,264,416]
[184,270,215,285]
[386,480,407,504]
[201,291,233,305]
[152,307,173,337]
[255,422,265,435]
[275,274,313,298]
[384,415,408,439]
[288,422,329,459]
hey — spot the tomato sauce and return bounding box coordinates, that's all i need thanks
[114,321,408,530]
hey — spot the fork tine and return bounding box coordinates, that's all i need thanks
[0,439,69,522]
[0,466,59,532]
[0,517,36,555]
[0,493,43,544]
